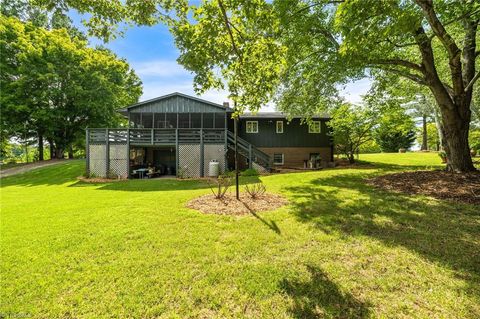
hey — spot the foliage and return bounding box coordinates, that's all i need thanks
[416,123,441,151]
[359,140,381,154]
[375,107,417,153]
[208,175,232,199]
[1,157,478,317]
[241,168,259,176]
[329,103,377,163]
[470,130,480,152]
[244,182,266,199]
[0,15,142,158]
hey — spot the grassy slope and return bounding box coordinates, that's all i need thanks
[1,155,479,318]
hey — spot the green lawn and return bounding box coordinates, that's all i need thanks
[1,154,479,318]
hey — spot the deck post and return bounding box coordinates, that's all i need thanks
[224,112,228,172]
[248,144,253,169]
[151,128,154,145]
[175,128,179,177]
[85,128,90,176]
[200,128,204,177]
[224,128,228,172]
[127,128,130,179]
[105,128,110,178]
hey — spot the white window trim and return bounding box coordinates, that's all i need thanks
[246,121,258,133]
[273,153,284,165]
[308,121,321,134]
[276,121,284,133]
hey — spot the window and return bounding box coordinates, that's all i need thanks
[273,153,284,165]
[309,121,321,133]
[246,121,258,133]
[276,121,284,133]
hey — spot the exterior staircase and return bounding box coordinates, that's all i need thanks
[226,131,271,172]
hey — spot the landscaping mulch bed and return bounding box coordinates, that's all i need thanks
[186,193,288,215]
[77,176,127,183]
[367,170,480,205]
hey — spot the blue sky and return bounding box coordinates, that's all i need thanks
[70,12,372,110]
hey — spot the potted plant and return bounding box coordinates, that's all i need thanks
[438,151,447,163]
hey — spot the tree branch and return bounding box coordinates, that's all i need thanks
[465,71,480,92]
[372,59,424,73]
[414,0,464,94]
[370,65,427,85]
[217,0,242,63]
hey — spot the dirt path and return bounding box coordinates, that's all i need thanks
[0,160,67,178]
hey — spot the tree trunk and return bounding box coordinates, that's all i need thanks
[68,147,74,159]
[38,133,44,161]
[440,104,475,172]
[49,139,55,160]
[347,152,355,164]
[421,115,428,151]
[55,147,64,159]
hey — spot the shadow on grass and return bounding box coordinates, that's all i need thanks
[0,160,84,187]
[239,200,281,234]
[280,265,371,318]
[69,175,262,192]
[284,172,480,296]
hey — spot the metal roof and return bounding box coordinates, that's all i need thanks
[239,112,330,119]
[119,92,232,113]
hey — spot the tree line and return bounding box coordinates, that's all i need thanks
[0,1,141,161]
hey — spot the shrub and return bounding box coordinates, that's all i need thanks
[244,182,266,199]
[208,176,232,199]
[241,168,258,176]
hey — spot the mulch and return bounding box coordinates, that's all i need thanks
[186,193,289,215]
[77,176,126,183]
[366,170,480,205]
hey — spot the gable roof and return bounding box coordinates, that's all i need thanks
[119,92,232,113]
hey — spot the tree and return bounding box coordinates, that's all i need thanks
[375,110,417,153]
[329,104,377,164]
[33,0,479,171]
[274,0,479,171]
[0,16,142,159]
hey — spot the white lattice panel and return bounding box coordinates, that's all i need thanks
[89,144,106,177]
[204,144,226,175]
[109,144,128,178]
[178,144,201,178]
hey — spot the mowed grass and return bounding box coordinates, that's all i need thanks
[1,154,479,318]
[359,152,442,167]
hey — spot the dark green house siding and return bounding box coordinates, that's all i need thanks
[235,118,331,148]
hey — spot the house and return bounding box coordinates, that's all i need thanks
[85,92,333,178]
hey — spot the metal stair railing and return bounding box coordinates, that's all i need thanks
[226,131,271,170]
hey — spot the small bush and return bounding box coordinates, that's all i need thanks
[241,168,258,176]
[208,176,232,199]
[220,170,235,178]
[244,182,266,199]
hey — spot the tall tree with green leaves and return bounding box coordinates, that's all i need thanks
[0,16,142,159]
